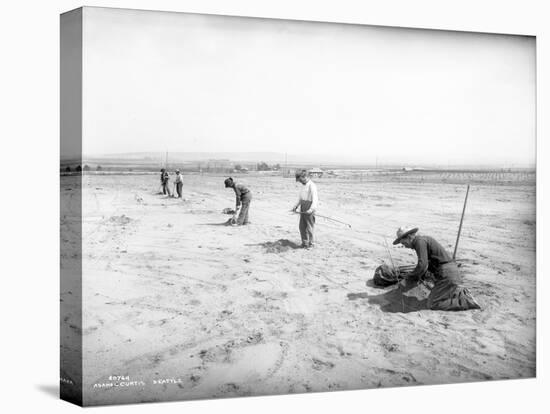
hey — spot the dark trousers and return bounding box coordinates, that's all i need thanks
[299,200,315,246]
[162,181,171,195]
[237,193,251,225]
[176,182,183,198]
[427,262,480,311]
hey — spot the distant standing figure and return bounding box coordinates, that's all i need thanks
[174,169,183,198]
[393,226,480,311]
[224,177,252,225]
[292,170,319,248]
[160,168,171,196]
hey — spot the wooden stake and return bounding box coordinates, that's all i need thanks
[453,184,470,260]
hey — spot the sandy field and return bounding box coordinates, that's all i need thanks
[60,171,536,405]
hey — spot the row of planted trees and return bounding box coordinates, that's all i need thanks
[232,162,281,172]
[62,162,284,173]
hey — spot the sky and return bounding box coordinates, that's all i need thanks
[80,7,536,167]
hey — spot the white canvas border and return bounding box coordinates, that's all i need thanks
[0,0,547,412]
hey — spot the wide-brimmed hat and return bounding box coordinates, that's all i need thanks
[175,169,180,173]
[224,177,234,188]
[392,226,419,245]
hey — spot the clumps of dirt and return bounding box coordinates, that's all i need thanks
[337,346,352,357]
[220,383,240,393]
[197,348,217,363]
[522,219,535,227]
[312,358,335,371]
[220,310,233,317]
[196,331,264,365]
[382,342,400,352]
[260,239,301,253]
[108,214,133,225]
[246,332,263,345]
[222,208,236,214]
[189,374,201,386]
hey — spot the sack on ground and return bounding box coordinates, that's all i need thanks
[373,264,400,287]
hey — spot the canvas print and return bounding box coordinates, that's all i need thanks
[60,6,536,406]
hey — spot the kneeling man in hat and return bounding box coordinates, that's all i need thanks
[393,226,480,311]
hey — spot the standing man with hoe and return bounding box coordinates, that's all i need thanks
[174,169,183,199]
[292,169,319,249]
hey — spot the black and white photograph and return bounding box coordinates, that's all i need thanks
[59,6,537,406]
[2,1,548,413]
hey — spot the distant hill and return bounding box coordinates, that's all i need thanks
[69,151,534,170]
[83,152,288,163]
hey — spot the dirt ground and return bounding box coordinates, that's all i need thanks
[60,171,536,405]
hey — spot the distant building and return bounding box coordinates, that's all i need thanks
[232,166,249,173]
[309,167,324,178]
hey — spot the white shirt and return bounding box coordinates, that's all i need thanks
[297,179,319,211]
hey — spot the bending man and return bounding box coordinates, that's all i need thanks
[160,168,171,196]
[224,177,252,225]
[393,226,480,311]
[292,170,319,249]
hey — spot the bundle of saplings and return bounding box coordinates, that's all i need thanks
[372,264,435,287]
[372,264,401,287]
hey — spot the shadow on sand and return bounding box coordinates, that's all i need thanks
[348,282,429,313]
[246,239,302,252]
[198,221,231,226]
[36,384,58,399]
